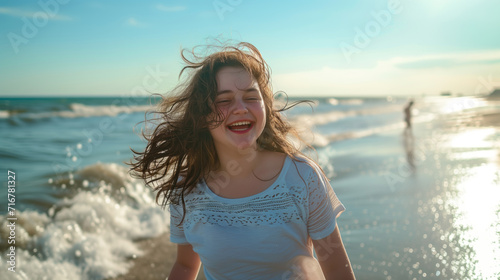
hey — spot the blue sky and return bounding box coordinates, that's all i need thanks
[1,0,500,97]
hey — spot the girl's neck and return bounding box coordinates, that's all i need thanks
[214,146,264,179]
[205,149,287,199]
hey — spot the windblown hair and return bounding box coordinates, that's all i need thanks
[129,42,312,215]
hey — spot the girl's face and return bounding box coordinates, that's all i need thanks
[209,66,266,153]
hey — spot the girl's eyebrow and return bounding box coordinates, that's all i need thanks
[216,90,233,95]
[245,87,259,92]
[216,87,259,95]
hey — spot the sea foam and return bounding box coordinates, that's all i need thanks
[0,163,169,280]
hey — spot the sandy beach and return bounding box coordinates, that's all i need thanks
[107,97,500,280]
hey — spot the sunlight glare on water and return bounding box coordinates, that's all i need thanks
[447,127,496,149]
[450,164,500,279]
[443,127,500,279]
[438,97,486,114]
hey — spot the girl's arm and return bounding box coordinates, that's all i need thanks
[168,244,201,280]
[312,226,355,280]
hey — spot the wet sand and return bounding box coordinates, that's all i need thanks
[479,112,500,127]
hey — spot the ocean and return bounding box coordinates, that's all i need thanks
[1,95,499,279]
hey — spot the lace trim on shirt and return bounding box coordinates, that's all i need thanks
[177,181,308,228]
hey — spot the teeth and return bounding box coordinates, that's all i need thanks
[229,121,251,126]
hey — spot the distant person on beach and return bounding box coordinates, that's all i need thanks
[130,42,355,279]
[404,100,414,128]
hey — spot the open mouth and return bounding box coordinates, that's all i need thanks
[227,121,253,133]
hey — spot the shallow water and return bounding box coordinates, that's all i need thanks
[329,103,500,279]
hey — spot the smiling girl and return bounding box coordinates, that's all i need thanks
[130,42,355,280]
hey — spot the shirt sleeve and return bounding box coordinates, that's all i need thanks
[306,162,345,240]
[169,203,189,244]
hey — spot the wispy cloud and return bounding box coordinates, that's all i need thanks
[0,7,72,21]
[125,17,146,27]
[388,50,500,69]
[273,50,500,96]
[155,4,186,12]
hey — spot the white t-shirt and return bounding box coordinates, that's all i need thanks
[169,155,345,280]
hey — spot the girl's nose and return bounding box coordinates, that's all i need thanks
[232,99,248,114]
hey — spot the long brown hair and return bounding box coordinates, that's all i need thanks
[129,42,312,215]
